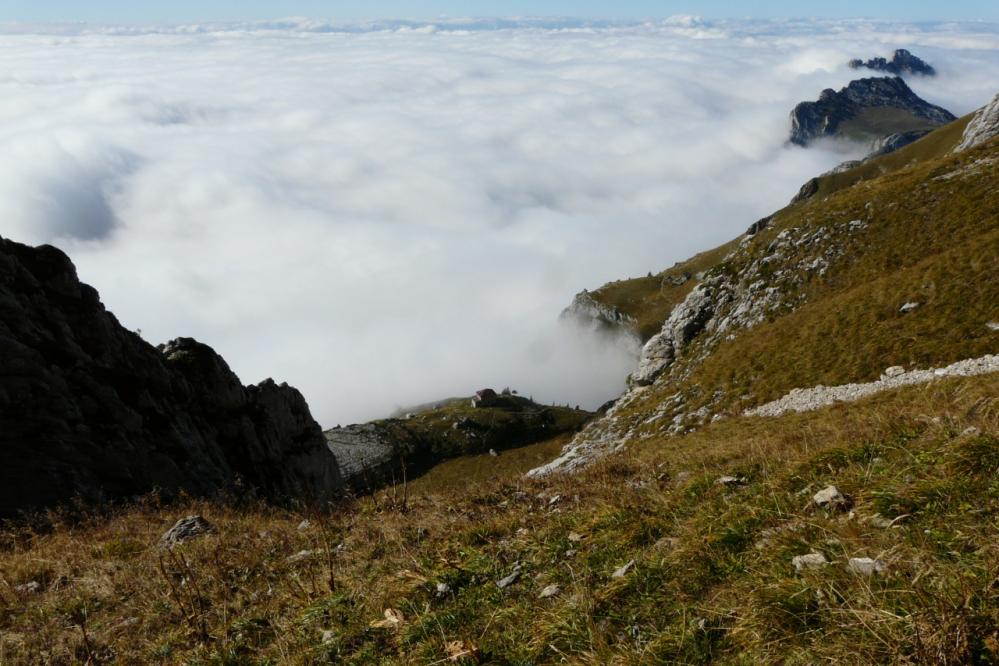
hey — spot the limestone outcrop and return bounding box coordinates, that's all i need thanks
[954,91,999,152]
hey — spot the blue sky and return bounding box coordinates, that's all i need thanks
[3,1,998,23]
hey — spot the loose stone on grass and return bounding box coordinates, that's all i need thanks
[539,584,560,599]
[612,560,636,578]
[496,572,520,589]
[286,549,315,564]
[159,515,214,548]
[848,557,887,576]
[792,552,828,571]
[813,485,851,511]
[717,476,747,487]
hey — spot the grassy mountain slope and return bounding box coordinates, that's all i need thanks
[615,133,999,435]
[586,113,976,345]
[2,374,996,664]
[837,106,945,141]
[808,113,973,200]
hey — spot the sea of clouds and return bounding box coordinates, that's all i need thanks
[1,17,998,426]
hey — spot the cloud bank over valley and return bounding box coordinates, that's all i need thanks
[1,17,998,425]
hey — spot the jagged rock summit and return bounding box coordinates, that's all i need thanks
[848,49,936,77]
[0,236,343,517]
[789,76,955,147]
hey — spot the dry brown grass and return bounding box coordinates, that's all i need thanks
[2,373,998,664]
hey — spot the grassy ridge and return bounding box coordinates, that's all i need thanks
[588,243,736,341]
[807,114,973,200]
[615,134,999,429]
[585,114,976,345]
[360,396,592,464]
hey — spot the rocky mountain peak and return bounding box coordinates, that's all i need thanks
[849,49,936,76]
[789,76,955,147]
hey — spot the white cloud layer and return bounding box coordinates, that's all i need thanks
[1,18,998,426]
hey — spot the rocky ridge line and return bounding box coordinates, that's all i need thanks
[744,355,999,418]
[528,215,874,477]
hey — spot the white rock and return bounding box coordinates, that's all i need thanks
[496,571,520,589]
[611,560,636,578]
[159,515,214,548]
[899,301,920,313]
[717,476,747,487]
[538,584,560,599]
[955,92,999,152]
[882,366,905,379]
[321,630,336,645]
[792,553,829,571]
[848,557,887,576]
[813,485,849,510]
[988,322,999,332]
[435,582,451,597]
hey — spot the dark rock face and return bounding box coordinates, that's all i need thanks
[790,178,821,204]
[789,77,955,147]
[745,215,773,237]
[0,236,342,517]
[849,49,936,77]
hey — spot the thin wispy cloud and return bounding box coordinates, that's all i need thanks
[1,18,997,425]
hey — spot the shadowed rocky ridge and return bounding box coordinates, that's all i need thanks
[789,76,955,147]
[0,236,343,517]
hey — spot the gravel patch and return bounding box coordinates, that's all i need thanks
[745,355,999,418]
